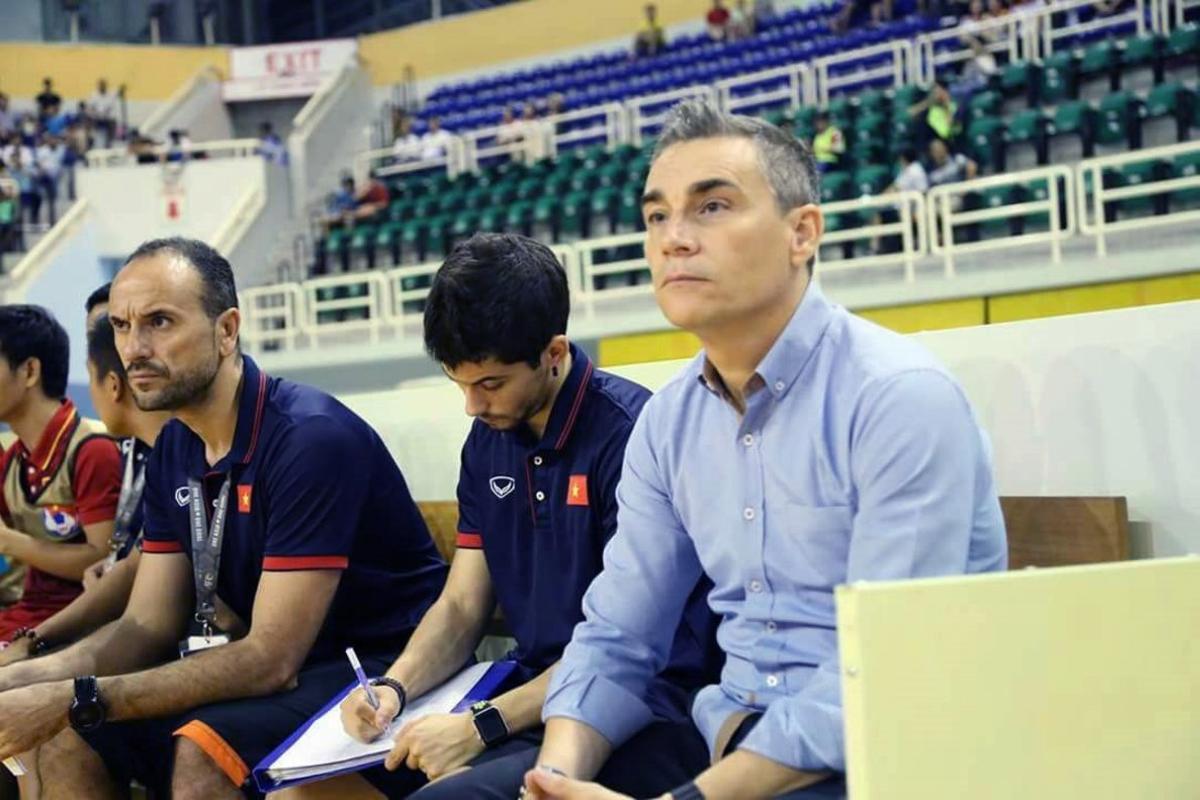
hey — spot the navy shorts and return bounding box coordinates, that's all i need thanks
[80,652,397,799]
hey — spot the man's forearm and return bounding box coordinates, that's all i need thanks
[5,537,108,581]
[99,636,292,721]
[491,662,555,735]
[36,558,137,647]
[385,595,491,700]
[0,615,169,692]
[537,717,614,780]
[692,749,830,800]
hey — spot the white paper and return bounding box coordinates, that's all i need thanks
[264,661,493,782]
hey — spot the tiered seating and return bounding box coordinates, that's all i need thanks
[315,22,1200,278]
[415,2,934,133]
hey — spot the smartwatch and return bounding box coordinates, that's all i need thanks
[68,676,107,732]
[469,700,509,747]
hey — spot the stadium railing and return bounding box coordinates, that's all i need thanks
[718,63,818,118]
[0,199,90,301]
[815,39,918,106]
[821,191,929,283]
[84,138,262,167]
[1035,0,1152,59]
[629,85,720,146]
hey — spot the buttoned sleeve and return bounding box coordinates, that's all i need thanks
[543,402,705,747]
[738,369,1004,771]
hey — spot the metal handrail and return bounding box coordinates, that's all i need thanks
[815,40,915,106]
[86,137,262,168]
[817,191,928,283]
[4,198,90,287]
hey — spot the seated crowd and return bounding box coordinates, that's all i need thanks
[0,102,1006,800]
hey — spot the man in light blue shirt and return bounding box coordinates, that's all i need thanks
[522,99,1008,800]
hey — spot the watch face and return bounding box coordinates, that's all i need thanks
[70,702,105,731]
[473,705,508,746]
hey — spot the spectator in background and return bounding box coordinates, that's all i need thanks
[728,0,755,38]
[0,95,13,139]
[420,116,455,161]
[833,0,893,33]
[706,0,732,40]
[327,175,357,220]
[520,102,550,162]
[164,129,191,163]
[811,112,846,173]
[323,174,390,231]
[392,114,423,163]
[889,147,930,194]
[927,137,978,188]
[88,79,118,147]
[0,162,17,255]
[9,149,39,227]
[35,78,61,120]
[496,105,525,147]
[545,92,566,118]
[634,3,666,58]
[257,121,289,165]
[35,134,67,224]
[43,103,70,138]
[908,81,959,147]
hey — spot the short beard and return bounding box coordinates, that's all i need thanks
[132,348,222,412]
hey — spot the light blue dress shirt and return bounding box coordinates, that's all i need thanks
[543,282,1008,772]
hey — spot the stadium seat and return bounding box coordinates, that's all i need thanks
[853,165,892,197]
[1040,51,1080,103]
[1005,109,1049,169]
[1141,82,1195,144]
[966,116,1007,171]
[1169,151,1200,210]
[1046,100,1097,161]
[558,191,590,241]
[967,90,1002,122]
[505,201,533,237]
[1000,61,1041,106]
[616,188,644,234]
[1166,22,1200,63]
[449,212,479,248]
[977,186,1017,239]
[589,187,618,236]
[1079,39,1122,94]
[1121,32,1164,84]
[1096,91,1144,149]
[375,222,401,267]
[1115,160,1170,217]
[425,218,448,262]
[821,171,854,203]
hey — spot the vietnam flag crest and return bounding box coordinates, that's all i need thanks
[237,484,253,514]
[567,475,589,507]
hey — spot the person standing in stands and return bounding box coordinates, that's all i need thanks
[908,81,959,147]
[810,113,845,174]
[0,306,122,642]
[0,237,447,800]
[257,122,288,166]
[35,79,61,122]
[88,79,118,148]
[634,3,666,58]
[419,116,455,162]
[706,0,732,40]
[284,233,719,800]
[517,100,1007,800]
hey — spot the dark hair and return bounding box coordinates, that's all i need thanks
[0,305,69,399]
[122,237,239,320]
[653,99,821,212]
[85,282,111,315]
[424,233,569,369]
[87,313,126,385]
[899,147,919,163]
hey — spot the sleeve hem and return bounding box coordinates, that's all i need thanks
[142,539,184,554]
[262,555,349,571]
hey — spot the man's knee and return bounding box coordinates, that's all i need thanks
[172,735,244,800]
[38,730,117,800]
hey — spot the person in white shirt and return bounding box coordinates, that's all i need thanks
[88,79,118,147]
[420,117,455,162]
[891,147,930,194]
[34,135,67,224]
[391,114,422,163]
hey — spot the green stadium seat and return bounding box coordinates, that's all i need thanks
[436,190,466,216]
[828,95,856,123]
[488,183,517,207]
[1169,151,1200,210]
[855,89,890,116]
[1000,60,1040,105]
[1040,51,1079,103]
[1121,33,1164,83]
[1079,39,1121,92]
[1096,91,1144,148]
[589,187,618,236]
[569,168,598,194]
[821,171,853,203]
[1142,82,1195,142]
[763,107,791,127]
[1005,109,1049,166]
[853,164,891,197]
[514,176,543,201]
[449,212,479,247]
[505,201,533,236]
[375,222,401,267]
[978,186,1017,238]
[324,228,350,273]
[425,217,448,261]
[1166,23,1200,60]
[596,161,627,188]
[462,187,489,211]
[848,138,887,169]
[477,207,505,233]
[857,112,889,139]
[348,224,375,270]
[530,196,556,242]
[890,85,924,111]
[966,116,1007,170]
[399,220,423,264]
[558,190,591,241]
[967,90,1002,122]
[1116,160,1169,217]
[616,188,644,233]
[1046,100,1097,159]
[386,200,411,223]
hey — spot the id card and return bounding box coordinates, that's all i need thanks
[179,634,231,658]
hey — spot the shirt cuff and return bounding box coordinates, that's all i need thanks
[543,671,658,750]
[736,695,845,773]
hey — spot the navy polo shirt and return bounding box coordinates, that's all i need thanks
[455,344,720,720]
[141,356,447,664]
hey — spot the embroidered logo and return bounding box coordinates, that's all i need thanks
[489,476,516,499]
[237,485,253,514]
[567,475,589,507]
[174,486,191,507]
[41,505,79,539]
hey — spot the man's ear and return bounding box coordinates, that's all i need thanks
[106,371,125,404]
[785,204,824,271]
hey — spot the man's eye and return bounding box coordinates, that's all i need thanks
[646,211,666,224]
[700,200,726,214]
[151,315,170,328]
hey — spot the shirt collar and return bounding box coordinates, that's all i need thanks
[20,398,78,473]
[534,343,594,453]
[210,355,270,473]
[695,281,834,403]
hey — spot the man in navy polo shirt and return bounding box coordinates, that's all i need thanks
[307,233,718,800]
[0,237,446,800]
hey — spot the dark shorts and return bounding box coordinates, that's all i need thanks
[80,653,397,799]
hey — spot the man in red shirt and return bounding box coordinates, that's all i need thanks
[0,305,121,642]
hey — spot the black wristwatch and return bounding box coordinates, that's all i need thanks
[469,700,509,747]
[68,676,107,732]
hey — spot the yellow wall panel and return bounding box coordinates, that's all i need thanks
[598,329,701,367]
[0,43,227,102]
[360,0,703,85]
[988,272,1200,324]
[856,298,986,333]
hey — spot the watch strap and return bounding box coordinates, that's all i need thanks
[368,676,407,718]
[670,781,706,800]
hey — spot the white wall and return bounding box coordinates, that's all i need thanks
[339,299,1200,559]
[75,156,263,257]
[143,71,234,142]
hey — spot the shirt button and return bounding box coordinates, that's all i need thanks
[774,380,785,393]
[742,434,755,447]
[743,507,755,521]
[749,580,763,593]
[766,674,780,688]
[535,490,546,502]
[533,456,543,466]
[766,620,777,633]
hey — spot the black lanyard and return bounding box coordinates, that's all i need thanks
[187,475,231,638]
[106,438,147,567]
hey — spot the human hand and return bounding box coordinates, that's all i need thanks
[386,711,485,780]
[81,556,110,590]
[0,681,72,759]
[520,767,634,800]
[339,685,400,744]
[0,636,33,668]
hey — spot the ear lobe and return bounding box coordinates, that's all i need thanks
[107,372,124,403]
